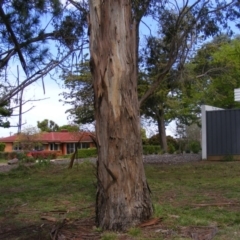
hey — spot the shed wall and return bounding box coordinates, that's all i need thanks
[207,109,240,156]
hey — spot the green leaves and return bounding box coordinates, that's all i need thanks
[37,119,59,132]
[188,36,240,109]
[60,60,94,125]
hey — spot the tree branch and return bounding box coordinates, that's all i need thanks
[0,6,28,76]
[0,50,74,105]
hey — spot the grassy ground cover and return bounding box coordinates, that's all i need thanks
[0,158,7,164]
[0,160,240,239]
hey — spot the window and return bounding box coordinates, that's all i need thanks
[13,143,22,151]
[50,143,58,151]
[67,143,75,154]
[34,145,44,151]
[81,142,90,149]
[66,142,90,154]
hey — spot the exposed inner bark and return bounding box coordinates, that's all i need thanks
[89,0,153,231]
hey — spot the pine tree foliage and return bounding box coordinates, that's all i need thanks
[0,0,88,127]
[60,60,94,125]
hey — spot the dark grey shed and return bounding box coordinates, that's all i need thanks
[202,105,240,160]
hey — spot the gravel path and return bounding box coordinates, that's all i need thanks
[143,153,202,164]
[0,153,202,173]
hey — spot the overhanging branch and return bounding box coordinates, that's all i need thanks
[0,50,74,105]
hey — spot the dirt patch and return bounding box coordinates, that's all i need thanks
[0,217,219,240]
[0,164,18,173]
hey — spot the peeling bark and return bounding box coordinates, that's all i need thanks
[89,0,153,231]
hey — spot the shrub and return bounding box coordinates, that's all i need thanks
[168,144,175,154]
[15,151,27,160]
[0,142,6,151]
[167,136,179,151]
[142,138,149,145]
[185,148,191,153]
[30,151,58,160]
[177,139,188,153]
[0,151,9,160]
[76,148,98,158]
[21,156,35,163]
[148,134,160,145]
[143,145,161,155]
[189,140,201,153]
[0,151,37,160]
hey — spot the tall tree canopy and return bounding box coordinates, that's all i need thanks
[184,36,240,109]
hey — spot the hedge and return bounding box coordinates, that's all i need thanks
[30,151,59,159]
[0,151,25,160]
[143,145,161,155]
[76,148,98,158]
[0,142,5,151]
[0,150,61,160]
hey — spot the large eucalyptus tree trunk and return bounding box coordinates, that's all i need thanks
[89,0,153,231]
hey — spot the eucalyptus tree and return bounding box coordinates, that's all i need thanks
[58,0,240,230]
[88,0,240,231]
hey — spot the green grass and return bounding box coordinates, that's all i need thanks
[1,160,240,239]
[0,158,7,163]
[0,161,96,233]
[144,161,240,239]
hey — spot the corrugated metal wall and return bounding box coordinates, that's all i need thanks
[207,109,240,156]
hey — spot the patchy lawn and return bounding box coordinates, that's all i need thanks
[0,160,240,239]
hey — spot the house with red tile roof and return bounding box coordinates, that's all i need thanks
[0,131,95,155]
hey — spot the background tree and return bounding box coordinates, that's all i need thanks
[182,36,240,110]
[200,37,240,108]
[37,119,59,132]
[58,124,80,132]
[60,60,94,125]
[138,30,200,151]
[139,1,240,105]
[15,126,42,151]
[0,100,12,128]
[37,119,80,132]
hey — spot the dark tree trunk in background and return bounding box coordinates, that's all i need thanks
[157,109,168,152]
[89,0,153,231]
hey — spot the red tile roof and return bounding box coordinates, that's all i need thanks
[0,132,93,143]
